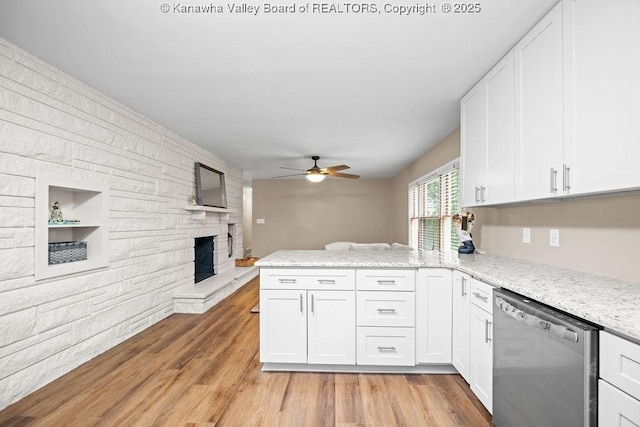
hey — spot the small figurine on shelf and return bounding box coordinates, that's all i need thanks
[190,194,198,206]
[49,201,64,223]
[453,212,475,254]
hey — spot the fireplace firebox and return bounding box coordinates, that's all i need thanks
[194,236,215,283]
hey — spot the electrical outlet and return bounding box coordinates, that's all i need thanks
[256,218,265,224]
[549,229,560,247]
[522,228,531,244]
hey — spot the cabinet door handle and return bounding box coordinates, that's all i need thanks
[311,294,315,313]
[300,294,303,313]
[563,164,571,191]
[480,186,486,203]
[485,319,492,343]
[377,308,397,313]
[377,280,396,285]
[377,345,397,352]
[550,168,558,194]
[317,279,336,284]
[475,186,480,203]
[461,277,467,297]
[279,278,297,284]
[473,292,488,303]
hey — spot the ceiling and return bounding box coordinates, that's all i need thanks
[0,0,557,181]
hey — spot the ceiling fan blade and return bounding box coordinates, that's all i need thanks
[279,166,306,172]
[322,164,350,172]
[327,171,360,179]
[271,173,306,179]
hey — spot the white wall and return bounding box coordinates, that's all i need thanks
[0,38,243,409]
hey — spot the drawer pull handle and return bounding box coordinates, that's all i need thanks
[461,277,467,297]
[279,278,297,284]
[377,308,397,313]
[377,345,397,352]
[317,279,336,284]
[377,280,397,285]
[473,292,488,303]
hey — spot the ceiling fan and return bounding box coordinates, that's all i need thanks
[273,156,360,182]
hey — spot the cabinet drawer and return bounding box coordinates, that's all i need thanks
[600,331,640,399]
[356,269,415,291]
[599,380,640,427]
[470,278,494,314]
[260,268,355,290]
[357,327,415,366]
[357,327,416,366]
[357,291,415,327]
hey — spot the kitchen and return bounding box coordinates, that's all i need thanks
[1,0,640,425]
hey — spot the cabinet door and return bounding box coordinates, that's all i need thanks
[514,3,564,201]
[485,52,515,205]
[308,291,356,365]
[260,290,307,364]
[599,380,640,427]
[452,271,471,382]
[470,305,493,414]
[563,0,640,195]
[416,269,452,364]
[460,80,487,208]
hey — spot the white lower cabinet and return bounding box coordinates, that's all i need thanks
[599,380,640,427]
[260,267,455,371]
[599,331,640,426]
[469,279,494,414]
[416,268,452,364]
[356,269,416,366]
[260,289,308,364]
[260,289,356,364]
[260,268,357,365]
[452,270,471,382]
[308,291,356,365]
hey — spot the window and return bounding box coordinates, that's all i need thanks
[409,161,460,251]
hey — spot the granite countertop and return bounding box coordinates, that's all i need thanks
[257,249,640,342]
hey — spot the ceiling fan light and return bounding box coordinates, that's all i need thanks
[306,173,325,183]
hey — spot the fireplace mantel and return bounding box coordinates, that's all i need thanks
[184,205,234,221]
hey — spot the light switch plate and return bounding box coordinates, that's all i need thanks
[522,228,531,244]
[256,218,265,224]
[549,229,560,247]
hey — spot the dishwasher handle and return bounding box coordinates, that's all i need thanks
[495,296,579,343]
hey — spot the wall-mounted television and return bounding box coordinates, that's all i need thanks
[195,162,227,208]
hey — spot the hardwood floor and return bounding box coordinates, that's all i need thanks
[0,277,492,426]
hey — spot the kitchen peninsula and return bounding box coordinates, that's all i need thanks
[257,249,640,415]
[257,249,640,345]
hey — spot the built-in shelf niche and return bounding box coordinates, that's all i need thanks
[184,205,234,222]
[36,172,109,280]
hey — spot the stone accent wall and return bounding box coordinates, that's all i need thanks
[0,38,243,409]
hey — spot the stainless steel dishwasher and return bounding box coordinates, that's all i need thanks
[493,289,600,427]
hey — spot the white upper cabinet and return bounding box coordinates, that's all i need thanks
[460,52,515,207]
[462,0,640,204]
[461,81,487,208]
[514,2,564,201]
[485,52,515,205]
[563,0,640,194]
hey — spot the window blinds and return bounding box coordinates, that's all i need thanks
[409,164,460,251]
